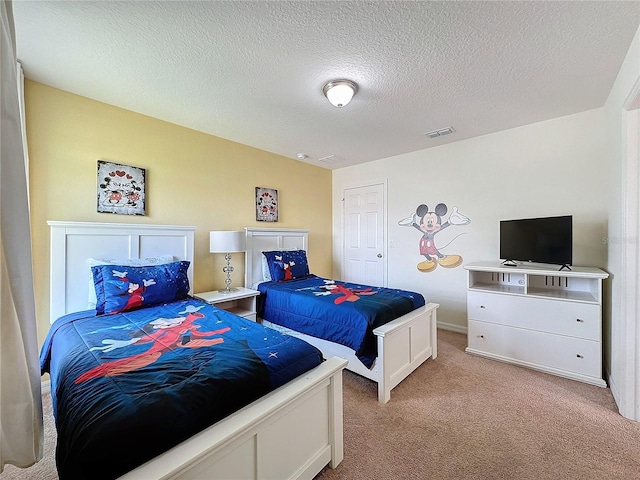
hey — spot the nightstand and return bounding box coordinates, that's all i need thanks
[194,287,260,321]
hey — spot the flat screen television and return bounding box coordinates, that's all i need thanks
[500,215,572,269]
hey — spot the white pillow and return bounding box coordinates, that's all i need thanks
[261,254,272,281]
[86,255,176,309]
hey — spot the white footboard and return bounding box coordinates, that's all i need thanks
[262,303,439,404]
[373,302,439,403]
[119,357,347,480]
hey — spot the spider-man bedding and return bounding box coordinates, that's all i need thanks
[257,275,425,368]
[40,298,323,479]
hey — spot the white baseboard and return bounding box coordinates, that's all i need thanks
[437,321,467,335]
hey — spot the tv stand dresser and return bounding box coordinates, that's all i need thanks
[464,261,609,387]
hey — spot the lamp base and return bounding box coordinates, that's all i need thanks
[218,287,239,294]
[218,253,238,294]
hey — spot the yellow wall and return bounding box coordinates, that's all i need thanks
[26,80,332,346]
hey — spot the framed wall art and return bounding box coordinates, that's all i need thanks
[97,160,146,216]
[255,186,278,222]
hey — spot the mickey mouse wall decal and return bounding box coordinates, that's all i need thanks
[399,203,471,272]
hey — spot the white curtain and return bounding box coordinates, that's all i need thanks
[0,0,43,472]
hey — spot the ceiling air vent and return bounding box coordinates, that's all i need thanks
[318,155,346,164]
[424,126,456,138]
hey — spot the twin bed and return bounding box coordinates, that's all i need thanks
[45,222,346,480]
[43,222,438,479]
[245,227,439,404]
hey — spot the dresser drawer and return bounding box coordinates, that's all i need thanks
[467,291,600,341]
[468,319,602,379]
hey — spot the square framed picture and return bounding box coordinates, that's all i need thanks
[97,160,146,216]
[255,186,278,222]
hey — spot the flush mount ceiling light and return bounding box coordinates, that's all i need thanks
[322,79,358,108]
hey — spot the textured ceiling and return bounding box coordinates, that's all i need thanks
[12,1,640,170]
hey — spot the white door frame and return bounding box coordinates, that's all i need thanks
[341,180,388,286]
[617,75,640,420]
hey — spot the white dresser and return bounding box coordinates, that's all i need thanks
[464,261,609,387]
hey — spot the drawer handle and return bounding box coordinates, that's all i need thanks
[480,305,486,309]
[478,335,484,338]
[576,354,584,359]
[576,318,584,323]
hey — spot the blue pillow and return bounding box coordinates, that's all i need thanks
[270,261,292,281]
[263,250,309,281]
[92,261,190,315]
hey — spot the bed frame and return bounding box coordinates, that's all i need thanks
[245,227,439,404]
[48,221,346,480]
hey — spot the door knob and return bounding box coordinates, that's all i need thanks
[377,253,382,258]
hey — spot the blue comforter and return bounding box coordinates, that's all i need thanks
[40,298,322,479]
[257,275,425,368]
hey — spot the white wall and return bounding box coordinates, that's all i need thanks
[333,108,608,332]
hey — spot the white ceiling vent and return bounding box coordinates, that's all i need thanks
[318,155,346,164]
[424,126,456,138]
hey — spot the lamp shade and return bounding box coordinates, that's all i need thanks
[209,231,246,253]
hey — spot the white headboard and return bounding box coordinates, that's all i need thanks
[48,221,196,323]
[245,227,309,288]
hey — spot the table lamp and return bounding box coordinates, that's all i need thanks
[209,230,246,293]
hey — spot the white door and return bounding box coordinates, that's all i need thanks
[618,83,640,421]
[342,183,385,286]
